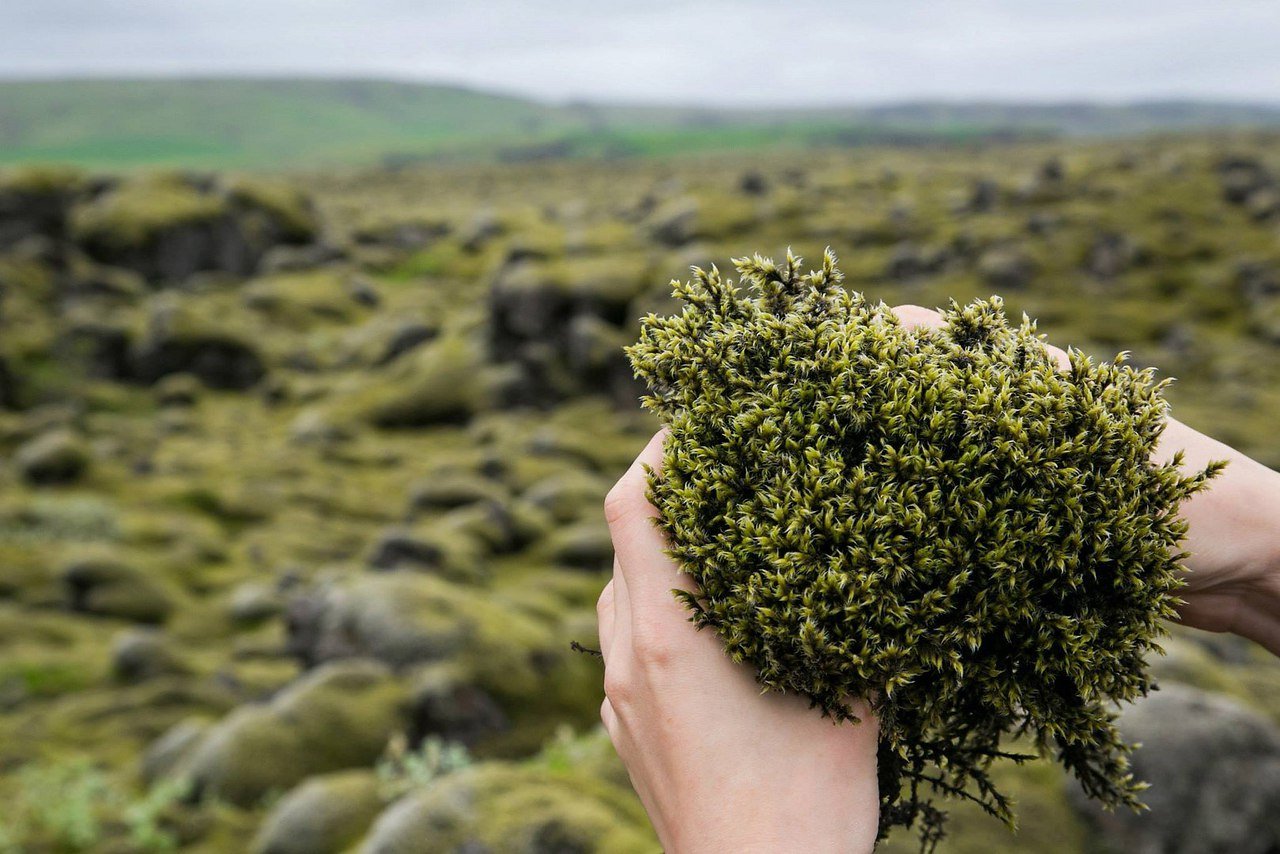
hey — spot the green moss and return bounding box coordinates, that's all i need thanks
[629,249,1221,847]
[251,769,383,854]
[1,163,86,196]
[224,176,318,242]
[71,174,228,251]
[331,334,491,428]
[175,660,408,807]
[242,271,368,328]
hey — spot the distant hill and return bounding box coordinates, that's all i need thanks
[2,78,1279,171]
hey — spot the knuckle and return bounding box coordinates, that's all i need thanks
[602,669,633,707]
[631,630,676,670]
[603,479,639,526]
[595,581,614,618]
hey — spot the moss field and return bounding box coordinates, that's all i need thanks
[0,133,1279,851]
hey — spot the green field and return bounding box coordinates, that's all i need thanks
[3,77,1280,170]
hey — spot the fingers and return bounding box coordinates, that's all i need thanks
[891,303,1072,371]
[600,696,619,740]
[891,304,946,331]
[605,431,692,604]
[610,555,632,655]
[596,579,615,663]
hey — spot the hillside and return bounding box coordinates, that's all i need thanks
[3,78,1280,170]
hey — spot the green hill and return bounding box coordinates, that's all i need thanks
[2,77,1279,171]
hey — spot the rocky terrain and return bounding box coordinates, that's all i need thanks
[1,134,1279,852]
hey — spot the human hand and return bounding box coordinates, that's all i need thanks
[598,431,881,854]
[892,304,1280,656]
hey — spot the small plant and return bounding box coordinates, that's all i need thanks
[0,758,187,853]
[627,249,1223,848]
[375,734,472,801]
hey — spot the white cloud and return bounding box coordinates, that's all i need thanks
[0,0,1277,104]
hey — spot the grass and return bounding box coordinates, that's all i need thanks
[4,78,1279,171]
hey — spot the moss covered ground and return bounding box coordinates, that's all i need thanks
[0,134,1278,851]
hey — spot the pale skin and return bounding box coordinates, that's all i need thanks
[596,304,1280,853]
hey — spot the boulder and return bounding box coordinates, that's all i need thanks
[131,303,266,390]
[252,770,384,854]
[485,254,651,405]
[375,322,438,367]
[520,470,611,525]
[70,173,319,285]
[142,718,212,784]
[15,429,91,485]
[284,575,599,755]
[976,246,1036,290]
[1085,232,1147,279]
[535,519,614,572]
[408,471,510,514]
[1071,684,1280,854]
[884,242,949,281]
[60,554,174,624]
[331,335,490,428]
[56,316,135,380]
[0,165,84,249]
[407,663,510,748]
[365,524,486,582]
[174,660,407,806]
[112,629,188,684]
[359,764,656,854]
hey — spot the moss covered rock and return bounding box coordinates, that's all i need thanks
[174,660,407,806]
[331,334,491,428]
[252,769,384,854]
[131,301,266,389]
[60,553,174,624]
[0,165,85,248]
[359,764,657,854]
[284,575,600,756]
[70,173,318,284]
[14,428,91,485]
[1071,683,1280,854]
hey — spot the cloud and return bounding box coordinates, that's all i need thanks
[0,0,1277,104]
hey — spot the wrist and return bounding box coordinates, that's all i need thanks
[1230,548,1280,655]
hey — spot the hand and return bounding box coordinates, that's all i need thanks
[892,304,1280,656]
[598,431,881,854]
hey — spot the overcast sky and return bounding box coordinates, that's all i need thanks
[2,0,1278,106]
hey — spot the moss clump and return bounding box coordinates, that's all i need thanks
[627,249,1222,847]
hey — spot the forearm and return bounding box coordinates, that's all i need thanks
[1159,418,1280,655]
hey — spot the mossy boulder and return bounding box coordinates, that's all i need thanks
[284,575,600,756]
[0,165,85,248]
[359,764,657,854]
[366,523,487,582]
[60,554,173,624]
[242,270,371,329]
[173,660,408,806]
[329,334,491,428]
[1071,683,1280,854]
[252,769,384,854]
[70,173,319,284]
[487,254,651,404]
[111,628,189,683]
[14,428,91,485]
[131,301,266,390]
[519,470,610,524]
[533,518,614,572]
[408,470,510,514]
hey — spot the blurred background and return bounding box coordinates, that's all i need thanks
[1,2,1279,852]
